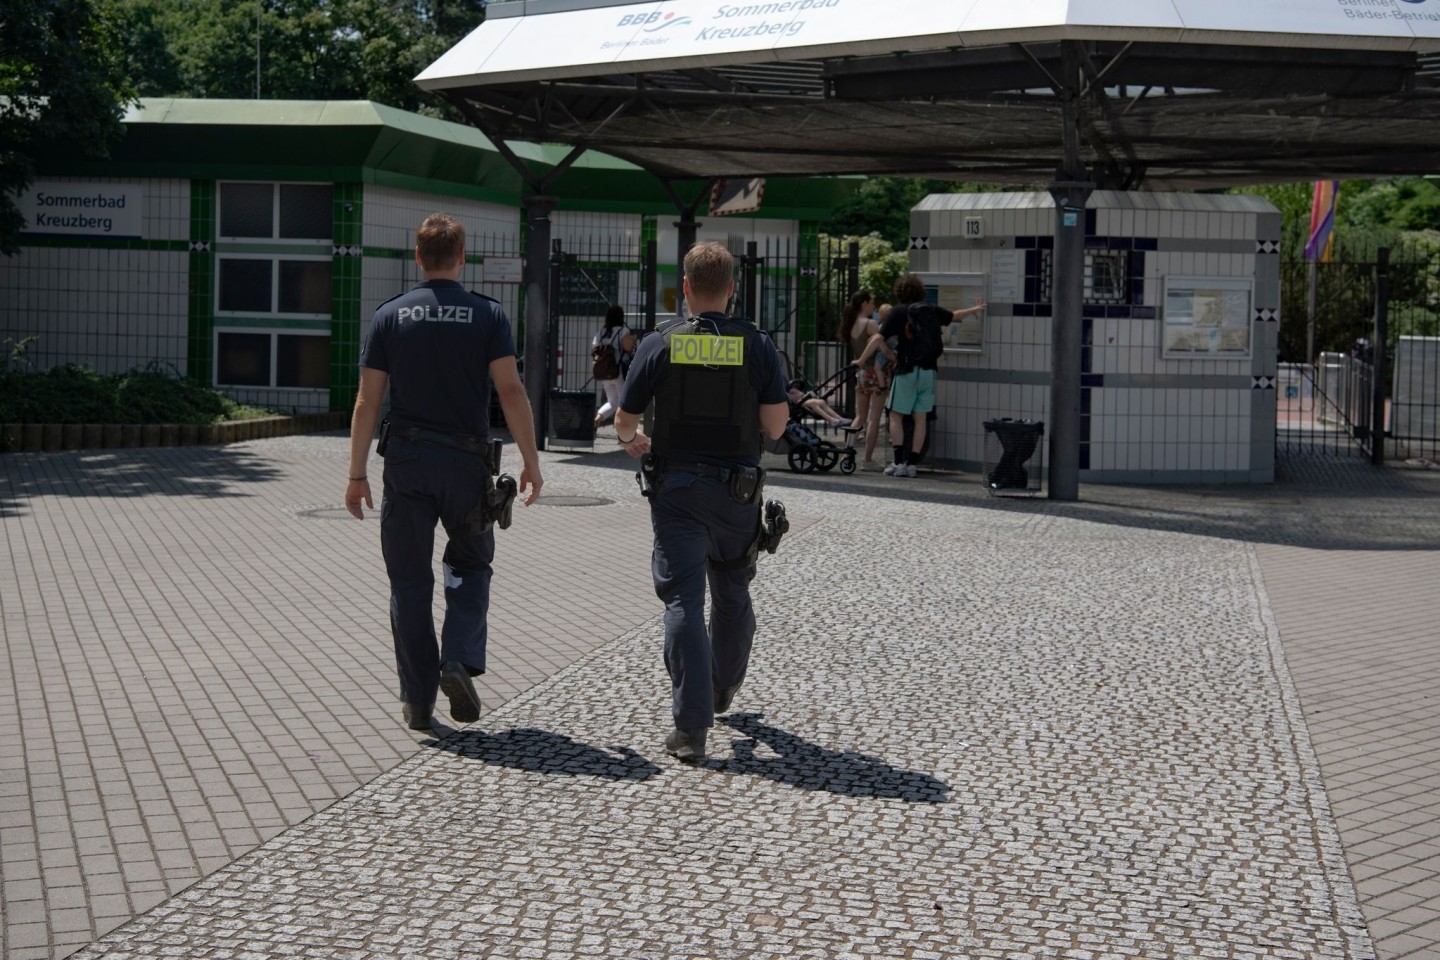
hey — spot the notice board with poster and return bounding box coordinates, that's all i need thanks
[915,273,988,354]
[1161,277,1253,360]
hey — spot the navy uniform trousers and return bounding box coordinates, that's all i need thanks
[649,470,762,731]
[380,438,494,706]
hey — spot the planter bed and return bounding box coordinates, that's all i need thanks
[0,412,350,454]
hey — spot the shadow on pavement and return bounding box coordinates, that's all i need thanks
[555,448,1440,551]
[711,712,951,803]
[0,446,282,518]
[427,727,663,781]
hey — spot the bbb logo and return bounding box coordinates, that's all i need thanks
[617,10,692,30]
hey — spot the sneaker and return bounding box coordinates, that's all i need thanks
[859,459,878,472]
[904,463,918,478]
[883,462,902,476]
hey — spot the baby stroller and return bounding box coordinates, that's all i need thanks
[770,369,859,474]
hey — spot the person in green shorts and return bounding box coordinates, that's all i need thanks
[854,274,985,477]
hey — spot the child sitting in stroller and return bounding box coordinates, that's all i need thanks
[786,379,859,430]
[771,378,860,474]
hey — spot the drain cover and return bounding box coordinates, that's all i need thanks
[536,495,612,507]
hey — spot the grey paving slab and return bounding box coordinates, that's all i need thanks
[1,436,659,959]
[1255,539,1440,960]
[57,452,1379,960]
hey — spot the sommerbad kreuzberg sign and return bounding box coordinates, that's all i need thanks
[600,0,1437,54]
[604,0,839,50]
[19,182,145,239]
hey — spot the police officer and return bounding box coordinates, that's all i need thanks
[614,242,788,760]
[345,213,542,732]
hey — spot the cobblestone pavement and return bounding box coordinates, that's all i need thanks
[4,437,1439,959]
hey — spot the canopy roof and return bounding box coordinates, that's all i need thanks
[418,0,1440,188]
[34,98,853,218]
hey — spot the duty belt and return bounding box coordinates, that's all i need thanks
[389,422,489,456]
[653,458,745,482]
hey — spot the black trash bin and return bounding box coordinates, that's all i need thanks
[982,418,1045,494]
[548,389,596,448]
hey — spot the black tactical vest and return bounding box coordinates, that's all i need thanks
[650,315,761,461]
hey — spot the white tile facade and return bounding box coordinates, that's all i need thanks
[911,191,1280,483]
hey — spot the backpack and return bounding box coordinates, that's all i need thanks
[903,304,945,368]
[592,330,621,380]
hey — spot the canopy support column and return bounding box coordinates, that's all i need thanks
[1048,41,1094,502]
[522,194,555,451]
[441,94,590,452]
[660,179,714,318]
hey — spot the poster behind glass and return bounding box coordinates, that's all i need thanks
[1161,277,1253,360]
[916,273,987,353]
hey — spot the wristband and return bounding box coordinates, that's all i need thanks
[349,475,367,481]
[617,433,637,445]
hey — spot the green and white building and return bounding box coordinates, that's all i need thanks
[3,99,852,413]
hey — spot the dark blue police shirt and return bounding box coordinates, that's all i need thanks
[360,279,515,439]
[619,312,787,468]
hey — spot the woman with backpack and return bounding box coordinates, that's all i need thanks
[593,304,636,428]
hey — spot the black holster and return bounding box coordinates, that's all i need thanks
[462,439,518,535]
[636,453,660,499]
[711,498,788,572]
[728,466,763,505]
[757,499,788,555]
[376,417,391,457]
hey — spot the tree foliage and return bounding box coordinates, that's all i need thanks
[823,176,1020,251]
[114,0,485,112]
[1,0,136,253]
[1235,180,1440,360]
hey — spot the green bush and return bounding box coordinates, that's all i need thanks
[0,360,275,425]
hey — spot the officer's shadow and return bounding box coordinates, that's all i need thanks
[708,713,951,803]
[426,727,662,781]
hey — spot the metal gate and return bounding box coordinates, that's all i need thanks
[732,236,860,416]
[545,236,656,446]
[1277,241,1440,465]
[542,232,855,444]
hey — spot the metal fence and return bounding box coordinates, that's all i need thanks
[1277,238,1440,463]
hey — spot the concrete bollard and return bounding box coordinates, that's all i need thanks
[159,424,179,447]
[102,424,122,448]
[141,424,161,447]
[1,424,20,452]
[120,424,141,448]
[83,424,103,449]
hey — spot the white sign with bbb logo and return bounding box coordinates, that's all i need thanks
[19,182,144,239]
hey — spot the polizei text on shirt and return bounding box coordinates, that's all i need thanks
[397,305,474,323]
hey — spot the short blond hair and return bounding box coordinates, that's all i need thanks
[416,213,465,271]
[683,242,734,301]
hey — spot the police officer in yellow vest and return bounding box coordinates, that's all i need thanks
[614,242,789,761]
